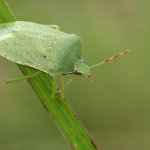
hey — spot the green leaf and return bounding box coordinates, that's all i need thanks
[0,0,98,149]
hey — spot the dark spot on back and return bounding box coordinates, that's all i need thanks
[44,56,46,58]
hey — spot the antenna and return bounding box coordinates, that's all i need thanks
[89,50,130,69]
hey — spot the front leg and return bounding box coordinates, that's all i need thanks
[61,75,65,100]
[56,75,76,98]
[52,76,56,99]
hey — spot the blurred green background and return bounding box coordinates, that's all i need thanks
[0,0,149,150]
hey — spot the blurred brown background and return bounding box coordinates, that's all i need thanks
[0,0,150,150]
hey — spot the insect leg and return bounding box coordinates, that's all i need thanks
[56,75,76,95]
[52,76,56,99]
[46,25,60,30]
[61,75,65,100]
[6,71,41,83]
[65,74,76,88]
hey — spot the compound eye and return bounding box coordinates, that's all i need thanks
[73,68,78,74]
[81,59,85,63]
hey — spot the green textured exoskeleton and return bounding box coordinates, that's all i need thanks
[0,21,90,77]
[0,21,130,99]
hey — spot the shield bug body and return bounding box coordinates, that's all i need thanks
[0,21,130,98]
[0,21,91,78]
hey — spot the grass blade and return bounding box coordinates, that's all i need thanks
[0,1,98,149]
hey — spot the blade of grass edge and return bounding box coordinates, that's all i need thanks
[0,1,98,149]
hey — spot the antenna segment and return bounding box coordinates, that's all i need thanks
[89,50,130,68]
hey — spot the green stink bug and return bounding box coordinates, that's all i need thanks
[0,22,92,78]
[0,21,130,99]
